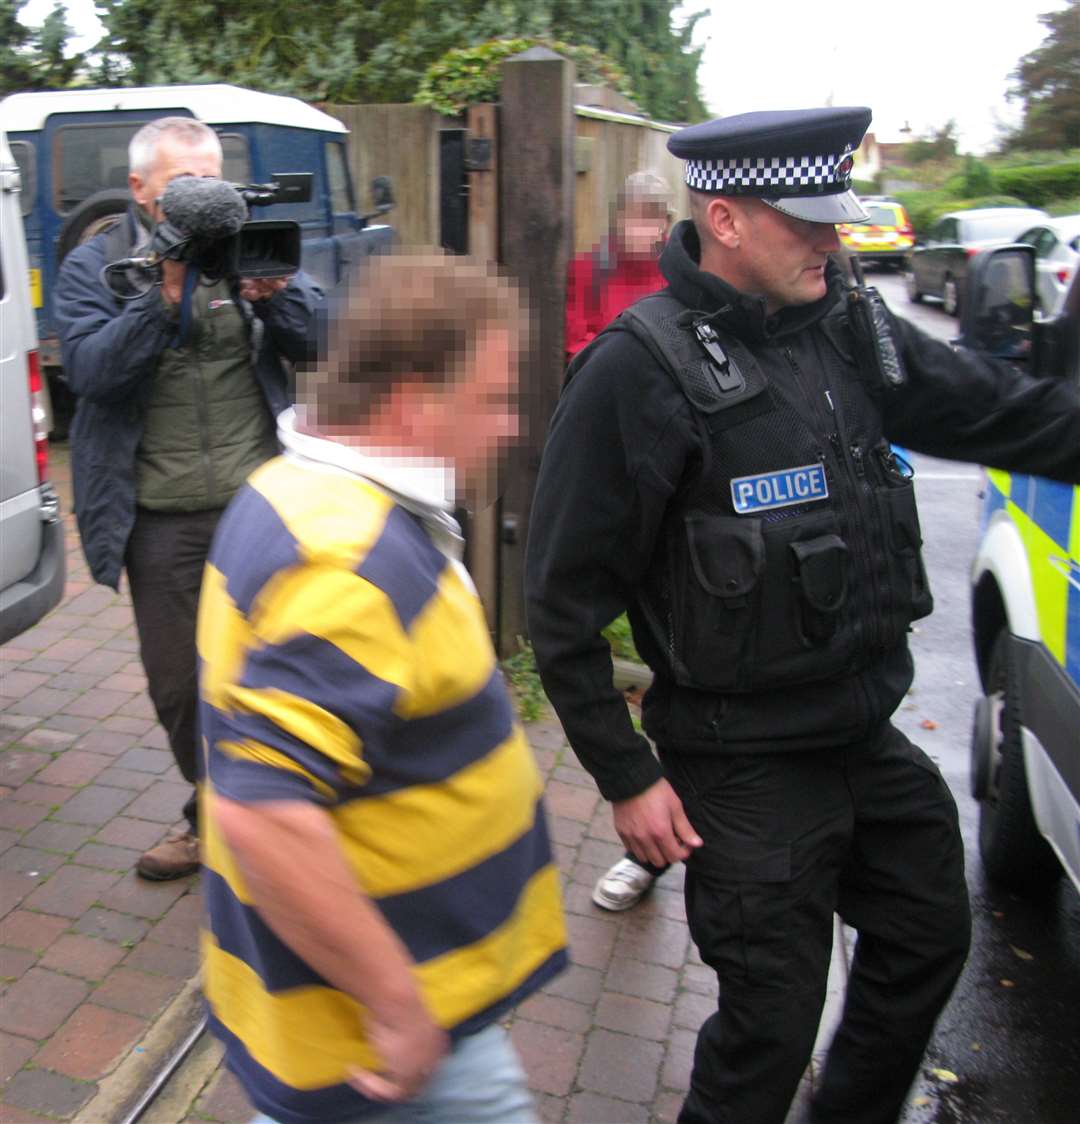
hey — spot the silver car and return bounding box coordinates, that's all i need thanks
[1016,214,1080,320]
[905,206,1048,317]
[0,127,64,644]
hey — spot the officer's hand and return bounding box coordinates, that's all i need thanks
[239,277,288,302]
[347,997,449,1103]
[612,777,703,868]
[160,260,187,306]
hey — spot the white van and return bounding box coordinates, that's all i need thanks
[0,126,64,644]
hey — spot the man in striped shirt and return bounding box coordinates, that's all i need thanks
[197,251,567,1124]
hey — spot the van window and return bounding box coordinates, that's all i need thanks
[327,141,352,213]
[10,141,34,217]
[54,123,145,213]
[219,133,250,184]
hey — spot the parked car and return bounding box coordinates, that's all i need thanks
[1016,214,1080,320]
[837,197,915,267]
[0,127,65,645]
[905,206,1048,317]
[0,84,394,433]
[961,243,1080,896]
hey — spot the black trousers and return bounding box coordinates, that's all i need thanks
[125,506,223,833]
[621,852,671,878]
[662,723,971,1124]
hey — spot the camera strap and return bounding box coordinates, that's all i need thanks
[170,267,200,349]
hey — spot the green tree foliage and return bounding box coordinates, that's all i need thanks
[537,0,709,122]
[902,119,960,165]
[1,0,85,93]
[89,0,707,120]
[90,0,366,95]
[0,1,35,92]
[415,38,635,118]
[961,154,995,196]
[941,155,995,199]
[1004,0,1080,151]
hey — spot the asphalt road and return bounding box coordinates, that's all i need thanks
[868,267,1080,1124]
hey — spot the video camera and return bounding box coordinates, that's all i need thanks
[103,172,312,297]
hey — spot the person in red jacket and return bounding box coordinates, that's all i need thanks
[566,172,675,911]
[565,171,672,359]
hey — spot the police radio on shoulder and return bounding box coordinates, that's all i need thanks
[847,256,907,389]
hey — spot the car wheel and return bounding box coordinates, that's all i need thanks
[976,633,1061,895]
[942,274,961,318]
[56,189,130,265]
[905,266,922,303]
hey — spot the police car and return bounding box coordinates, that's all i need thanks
[963,244,1080,896]
[836,197,915,267]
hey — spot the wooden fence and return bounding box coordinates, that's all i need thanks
[322,100,688,254]
[572,107,687,251]
[322,80,689,649]
[321,103,453,246]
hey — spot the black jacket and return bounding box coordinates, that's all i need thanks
[54,208,323,590]
[525,220,1080,802]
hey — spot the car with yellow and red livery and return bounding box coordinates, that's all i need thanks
[837,197,915,268]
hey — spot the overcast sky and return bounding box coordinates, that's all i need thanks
[18,0,1067,154]
[682,0,1066,152]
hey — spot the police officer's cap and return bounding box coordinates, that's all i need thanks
[668,107,872,225]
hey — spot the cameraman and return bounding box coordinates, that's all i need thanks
[54,117,323,881]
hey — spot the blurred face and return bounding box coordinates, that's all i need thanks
[405,327,521,501]
[616,201,668,259]
[129,134,222,222]
[714,198,841,314]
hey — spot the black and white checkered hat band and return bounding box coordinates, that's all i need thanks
[685,147,855,195]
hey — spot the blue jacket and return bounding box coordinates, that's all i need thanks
[54,209,323,590]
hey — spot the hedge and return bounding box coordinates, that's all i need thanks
[1048,196,1080,217]
[993,162,1080,208]
[892,192,1031,237]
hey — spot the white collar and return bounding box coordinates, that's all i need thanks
[278,407,455,510]
[277,408,463,560]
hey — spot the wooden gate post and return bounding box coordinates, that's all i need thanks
[498,47,575,657]
[466,103,500,635]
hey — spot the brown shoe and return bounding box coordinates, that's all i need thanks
[136,830,200,881]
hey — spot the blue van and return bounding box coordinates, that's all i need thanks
[0,84,393,421]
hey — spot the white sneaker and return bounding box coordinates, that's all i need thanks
[592,857,658,911]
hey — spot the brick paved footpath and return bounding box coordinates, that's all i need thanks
[1,446,837,1123]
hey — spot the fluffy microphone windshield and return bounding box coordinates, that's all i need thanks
[160,176,247,240]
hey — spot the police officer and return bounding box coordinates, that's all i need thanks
[525,107,1080,1124]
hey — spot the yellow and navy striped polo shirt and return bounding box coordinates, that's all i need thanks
[197,454,567,1124]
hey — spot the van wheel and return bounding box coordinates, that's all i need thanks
[942,274,961,317]
[977,633,1061,895]
[57,189,130,264]
[905,266,922,303]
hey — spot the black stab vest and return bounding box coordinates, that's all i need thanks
[573,290,934,694]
